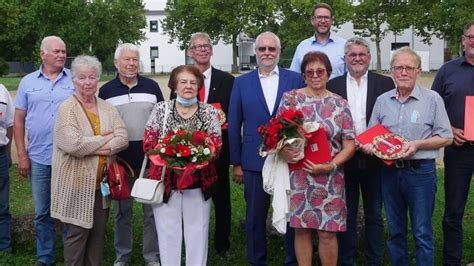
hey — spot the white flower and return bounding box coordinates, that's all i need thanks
[177,153,182,157]
[191,157,197,162]
[203,148,210,155]
[160,148,166,153]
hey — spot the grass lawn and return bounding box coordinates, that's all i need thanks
[0,75,116,91]
[1,165,473,265]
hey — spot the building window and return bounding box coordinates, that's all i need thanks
[150,46,159,59]
[150,20,158,32]
[391,42,410,50]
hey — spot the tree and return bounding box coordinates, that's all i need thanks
[351,0,411,72]
[162,0,277,73]
[410,0,474,57]
[0,0,146,72]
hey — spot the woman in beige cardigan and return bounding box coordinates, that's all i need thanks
[51,55,128,266]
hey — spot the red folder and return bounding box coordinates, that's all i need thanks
[356,124,394,165]
[288,128,332,171]
[464,96,474,140]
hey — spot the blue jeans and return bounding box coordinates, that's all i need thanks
[0,148,11,252]
[30,160,56,264]
[382,160,436,266]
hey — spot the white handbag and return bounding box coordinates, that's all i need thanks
[131,154,165,204]
[131,101,169,205]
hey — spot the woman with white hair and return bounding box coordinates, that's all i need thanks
[50,55,128,265]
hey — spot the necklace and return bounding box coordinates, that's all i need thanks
[176,103,197,116]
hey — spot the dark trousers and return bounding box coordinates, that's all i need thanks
[243,170,296,266]
[64,192,109,266]
[443,145,474,265]
[212,161,232,253]
[338,153,384,266]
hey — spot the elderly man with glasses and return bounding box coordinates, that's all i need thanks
[290,3,346,79]
[361,47,453,265]
[327,37,394,266]
[229,31,305,266]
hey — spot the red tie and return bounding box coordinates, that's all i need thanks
[198,83,205,102]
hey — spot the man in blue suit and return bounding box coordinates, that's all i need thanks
[228,31,305,266]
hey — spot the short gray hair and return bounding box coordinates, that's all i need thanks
[390,46,421,68]
[71,55,102,79]
[255,31,281,50]
[189,32,212,48]
[344,37,370,55]
[40,36,65,52]
[114,43,140,60]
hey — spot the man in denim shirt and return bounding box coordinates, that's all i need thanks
[14,36,74,266]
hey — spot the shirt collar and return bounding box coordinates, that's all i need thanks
[37,66,68,79]
[312,33,334,45]
[115,74,141,89]
[258,66,279,78]
[459,56,474,67]
[390,84,422,101]
[347,71,368,82]
[202,66,212,79]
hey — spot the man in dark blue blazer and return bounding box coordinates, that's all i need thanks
[228,31,305,266]
[327,37,394,265]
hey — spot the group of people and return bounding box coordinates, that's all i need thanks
[0,2,472,266]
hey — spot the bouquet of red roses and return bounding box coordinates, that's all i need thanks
[258,109,308,156]
[148,128,216,170]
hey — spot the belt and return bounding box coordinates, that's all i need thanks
[0,146,6,152]
[392,159,431,169]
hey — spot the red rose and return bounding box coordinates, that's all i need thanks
[281,109,297,120]
[162,134,172,144]
[176,129,186,137]
[191,131,207,146]
[177,144,192,157]
[165,144,177,156]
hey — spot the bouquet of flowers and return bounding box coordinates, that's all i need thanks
[148,128,217,170]
[258,109,310,157]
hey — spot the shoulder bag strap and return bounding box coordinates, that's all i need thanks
[73,95,95,130]
[140,101,169,180]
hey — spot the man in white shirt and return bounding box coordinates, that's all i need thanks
[228,31,305,265]
[327,37,394,265]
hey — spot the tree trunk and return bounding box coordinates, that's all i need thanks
[232,33,239,74]
[376,39,382,72]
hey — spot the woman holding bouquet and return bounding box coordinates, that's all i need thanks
[143,65,222,266]
[279,51,356,266]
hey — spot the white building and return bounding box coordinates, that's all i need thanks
[138,0,444,73]
[335,22,444,71]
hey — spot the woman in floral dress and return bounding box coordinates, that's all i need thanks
[279,51,355,266]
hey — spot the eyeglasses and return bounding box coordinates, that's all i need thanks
[463,34,474,41]
[312,15,332,21]
[190,44,212,50]
[347,53,368,59]
[391,66,419,73]
[256,46,277,53]
[304,68,326,77]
